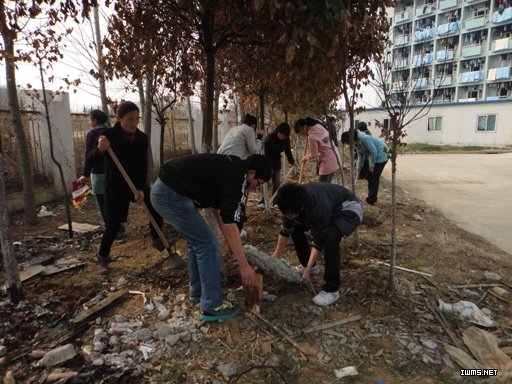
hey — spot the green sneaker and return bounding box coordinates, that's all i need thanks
[189,294,201,303]
[200,300,240,322]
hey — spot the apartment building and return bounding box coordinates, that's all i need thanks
[357,0,512,146]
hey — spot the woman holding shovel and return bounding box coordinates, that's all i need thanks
[88,101,163,274]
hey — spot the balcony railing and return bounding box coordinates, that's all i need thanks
[464,15,487,30]
[487,66,511,80]
[394,58,410,69]
[437,21,461,36]
[491,37,512,52]
[436,49,455,61]
[416,3,436,17]
[461,44,483,57]
[414,27,436,41]
[435,75,453,86]
[439,0,458,10]
[413,78,429,89]
[413,53,434,67]
[492,7,512,24]
[395,11,411,23]
[458,70,485,83]
[394,34,410,46]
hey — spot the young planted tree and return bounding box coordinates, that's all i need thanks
[369,37,457,290]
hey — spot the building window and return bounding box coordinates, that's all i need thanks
[427,116,442,131]
[477,114,496,132]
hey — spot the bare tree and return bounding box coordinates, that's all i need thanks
[369,39,456,290]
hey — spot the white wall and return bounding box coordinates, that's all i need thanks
[355,100,512,147]
[27,91,76,197]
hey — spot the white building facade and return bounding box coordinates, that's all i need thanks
[357,0,512,146]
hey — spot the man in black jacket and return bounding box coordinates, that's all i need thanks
[272,182,362,306]
[150,153,272,322]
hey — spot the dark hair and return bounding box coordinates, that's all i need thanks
[275,122,290,136]
[273,182,309,215]
[357,121,368,131]
[89,109,108,124]
[293,117,320,133]
[243,113,257,126]
[116,101,139,118]
[341,131,358,144]
[246,154,272,181]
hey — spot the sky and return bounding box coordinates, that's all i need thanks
[0,5,136,113]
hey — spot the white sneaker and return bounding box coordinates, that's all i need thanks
[312,290,340,306]
[294,264,321,275]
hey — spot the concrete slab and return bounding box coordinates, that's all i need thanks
[382,152,512,256]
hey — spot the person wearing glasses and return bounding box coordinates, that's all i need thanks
[150,153,272,322]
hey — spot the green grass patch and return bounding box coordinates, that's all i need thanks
[399,143,493,153]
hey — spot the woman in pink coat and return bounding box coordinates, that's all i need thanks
[294,118,340,182]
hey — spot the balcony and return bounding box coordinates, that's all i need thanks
[458,70,485,83]
[491,37,512,52]
[414,28,436,41]
[392,80,408,90]
[394,34,410,46]
[435,75,453,86]
[487,66,511,80]
[464,15,487,30]
[492,7,512,24]
[439,0,458,10]
[394,58,410,69]
[413,78,429,89]
[461,44,483,57]
[416,3,435,17]
[413,53,434,67]
[437,22,461,36]
[436,49,455,61]
[395,11,411,23]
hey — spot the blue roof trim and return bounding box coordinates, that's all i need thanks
[362,99,512,111]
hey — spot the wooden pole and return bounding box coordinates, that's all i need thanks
[298,138,309,184]
[106,147,184,268]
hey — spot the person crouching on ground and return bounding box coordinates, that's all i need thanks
[88,101,164,274]
[150,154,272,322]
[272,182,362,306]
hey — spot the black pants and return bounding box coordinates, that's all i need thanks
[365,161,387,204]
[95,193,106,224]
[291,225,343,292]
[99,184,163,259]
[318,173,334,182]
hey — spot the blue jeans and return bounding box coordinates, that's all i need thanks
[150,179,222,311]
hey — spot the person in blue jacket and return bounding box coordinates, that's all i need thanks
[341,130,388,205]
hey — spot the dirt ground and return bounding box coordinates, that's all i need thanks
[1,165,512,384]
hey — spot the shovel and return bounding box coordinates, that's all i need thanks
[106,146,184,268]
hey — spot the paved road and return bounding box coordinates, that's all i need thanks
[382,152,512,256]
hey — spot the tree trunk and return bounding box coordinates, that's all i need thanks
[259,86,266,132]
[213,91,219,151]
[143,71,155,181]
[387,118,399,291]
[201,6,215,153]
[137,77,145,118]
[1,33,37,224]
[187,97,197,154]
[0,137,23,304]
[93,5,110,125]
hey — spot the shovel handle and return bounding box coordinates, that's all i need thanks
[106,147,183,266]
